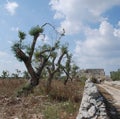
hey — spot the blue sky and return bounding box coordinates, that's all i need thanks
[0,0,120,75]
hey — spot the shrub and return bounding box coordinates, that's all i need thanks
[110,70,120,81]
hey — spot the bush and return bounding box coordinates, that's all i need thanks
[110,70,120,81]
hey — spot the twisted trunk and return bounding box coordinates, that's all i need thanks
[46,74,54,93]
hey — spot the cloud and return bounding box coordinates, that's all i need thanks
[5,1,19,15]
[50,0,120,74]
[0,51,7,57]
[50,0,120,34]
[74,20,120,73]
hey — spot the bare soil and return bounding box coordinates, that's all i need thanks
[97,81,120,119]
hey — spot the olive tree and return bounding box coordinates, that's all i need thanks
[11,23,71,95]
[1,70,9,79]
[45,44,71,92]
[11,69,21,78]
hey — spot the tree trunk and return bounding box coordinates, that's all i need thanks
[17,60,40,96]
[64,77,68,85]
[46,74,53,94]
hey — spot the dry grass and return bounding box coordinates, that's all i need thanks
[0,79,84,119]
[0,79,26,97]
[49,80,84,102]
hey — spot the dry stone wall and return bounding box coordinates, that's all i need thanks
[76,79,109,119]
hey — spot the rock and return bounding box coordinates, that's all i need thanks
[88,105,96,117]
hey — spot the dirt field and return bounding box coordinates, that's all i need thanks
[0,79,84,119]
[97,81,120,119]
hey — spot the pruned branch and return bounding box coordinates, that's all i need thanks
[41,23,65,41]
[29,36,38,61]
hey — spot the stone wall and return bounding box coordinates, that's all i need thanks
[76,79,109,119]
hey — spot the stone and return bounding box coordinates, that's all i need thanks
[96,101,103,107]
[100,111,107,116]
[89,99,97,105]
[88,105,96,117]
[76,79,109,119]
[100,104,106,108]
[83,102,91,108]
[82,110,89,118]
[100,107,106,112]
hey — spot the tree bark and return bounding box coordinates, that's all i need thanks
[46,74,54,93]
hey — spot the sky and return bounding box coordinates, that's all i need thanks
[0,0,120,75]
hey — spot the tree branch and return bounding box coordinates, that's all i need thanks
[52,57,56,71]
[58,51,66,65]
[16,48,29,62]
[29,35,39,61]
[36,54,51,77]
[41,23,65,41]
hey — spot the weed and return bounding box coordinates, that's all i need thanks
[43,105,59,119]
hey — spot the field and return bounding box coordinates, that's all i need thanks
[0,79,84,119]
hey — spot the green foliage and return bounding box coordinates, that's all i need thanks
[50,51,57,58]
[11,24,74,96]
[110,69,120,81]
[18,31,26,40]
[71,64,79,78]
[61,45,68,54]
[25,45,31,55]
[16,83,34,97]
[1,70,9,79]
[12,42,20,50]
[29,25,43,36]
[11,42,22,61]
[41,44,51,50]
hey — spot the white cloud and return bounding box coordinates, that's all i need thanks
[5,1,19,15]
[50,0,120,34]
[118,21,120,27]
[74,21,120,74]
[11,27,19,32]
[50,0,120,73]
